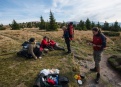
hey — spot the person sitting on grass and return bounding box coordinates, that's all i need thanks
[40,36,50,51]
[47,38,65,51]
[28,38,42,60]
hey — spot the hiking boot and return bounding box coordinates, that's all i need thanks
[95,73,100,84]
[90,67,97,72]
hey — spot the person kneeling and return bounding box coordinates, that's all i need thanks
[28,38,42,60]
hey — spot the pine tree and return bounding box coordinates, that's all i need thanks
[10,20,20,30]
[79,20,86,30]
[112,21,120,32]
[97,22,101,28]
[39,16,45,30]
[0,24,6,30]
[103,21,109,30]
[47,11,57,31]
[85,18,91,30]
[91,21,95,28]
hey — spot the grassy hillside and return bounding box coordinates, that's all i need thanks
[0,28,121,87]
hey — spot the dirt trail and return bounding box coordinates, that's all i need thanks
[77,54,121,87]
[100,54,121,87]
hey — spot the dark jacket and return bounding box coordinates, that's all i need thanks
[63,30,69,39]
[28,42,36,58]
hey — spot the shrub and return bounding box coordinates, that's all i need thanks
[0,24,6,30]
[103,32,120,37]
[10,20,20,30]
[108,55,121,74]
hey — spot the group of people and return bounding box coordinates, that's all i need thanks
[62,23,106,84]
[27,22,74,60]
[27,36,65,60]
[26,22,106,84]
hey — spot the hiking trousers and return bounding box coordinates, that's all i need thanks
[53,45,64,50]
[33,47,42,57]
[93,50,103,68]
[65,38,71,52]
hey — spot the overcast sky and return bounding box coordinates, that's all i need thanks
[0,0,121,25]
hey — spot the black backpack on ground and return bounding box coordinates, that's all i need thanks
[33,73,69,87]
[17,41,32,59]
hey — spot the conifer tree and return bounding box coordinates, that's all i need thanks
[103,21,109,30]
[91,21,95,28]
[0,24,6,30]
[85,18,91,30]
[10,20,20,30]
[47,11,57,31]
[112,21,120,32]
[39,16,45,30]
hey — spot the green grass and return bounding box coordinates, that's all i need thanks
[0,50,80,87]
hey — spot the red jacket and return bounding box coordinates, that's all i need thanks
[69,25,74,35]
[48,40,56,47]
[40,39,48,51]
[92,34,106,51]
[68,25,74,40]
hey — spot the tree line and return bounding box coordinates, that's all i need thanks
[7,11,58,31]
[0,11,121,32]
[75,18,121,32]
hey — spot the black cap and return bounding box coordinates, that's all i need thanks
[70,22,73,25]
[43,36,47,39]
[29,38,35,42]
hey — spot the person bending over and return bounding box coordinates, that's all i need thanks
[28,38,42,60]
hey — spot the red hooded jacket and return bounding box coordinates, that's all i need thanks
[68,25,74,40]
[48,40,56,47]
[40,39,49,51]
[92,34,106,51]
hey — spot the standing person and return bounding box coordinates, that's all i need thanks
[28,38,42,60]
[67,22,74,40]
[62,26,71,54]
[88,27,106,84]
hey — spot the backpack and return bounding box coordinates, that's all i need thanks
[67,25,74,39]
[100,33,107,48]
[33,73,69,87]
[17,41,41,58]
[22,41,29,49]
[17,49,33,59]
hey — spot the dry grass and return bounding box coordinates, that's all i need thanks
[0,35,20,55]
[0,28,120,87]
